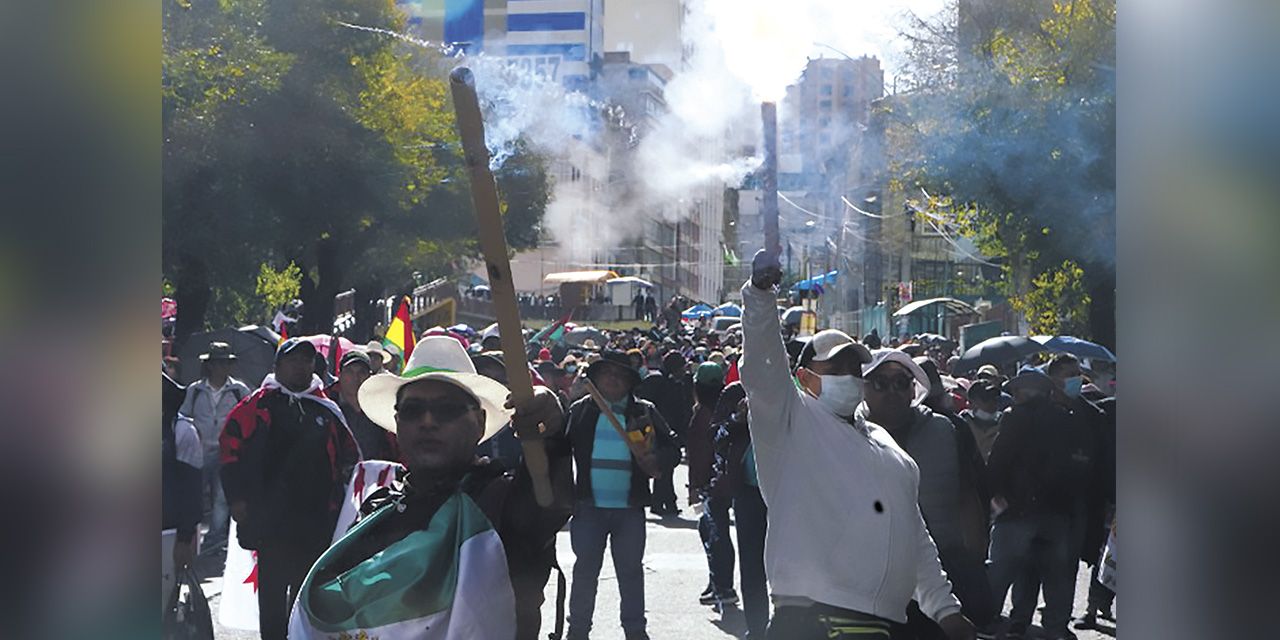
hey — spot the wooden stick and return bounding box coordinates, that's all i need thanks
[450,67,553,507]
[582,378,649,459]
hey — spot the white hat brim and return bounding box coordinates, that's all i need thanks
[358,371,513,443]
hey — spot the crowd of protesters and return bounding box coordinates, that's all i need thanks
[162,258,1115,640]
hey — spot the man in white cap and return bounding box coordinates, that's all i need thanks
[858,350,997,637]
[287,336,570,640]
[742,249,974,640]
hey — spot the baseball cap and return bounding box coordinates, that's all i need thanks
[339,350,373,372]
[275,337,316,362]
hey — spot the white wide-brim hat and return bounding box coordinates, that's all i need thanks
[358,336,513,442]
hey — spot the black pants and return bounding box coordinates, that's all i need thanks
[256,541,326,640]
[511,546,557,640]
[767,603,893,640]
[651,467,677,512]
[892,601,948,640]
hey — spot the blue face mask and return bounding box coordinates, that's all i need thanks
[1062,376,1083,399]
[565,365,577,374]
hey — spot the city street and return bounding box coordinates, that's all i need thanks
[205,462,1115,640]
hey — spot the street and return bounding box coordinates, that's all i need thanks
[205,462,1115,640]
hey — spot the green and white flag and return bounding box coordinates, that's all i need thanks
[288,491,516,640]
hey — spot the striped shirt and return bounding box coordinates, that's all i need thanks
[590,402,632,508]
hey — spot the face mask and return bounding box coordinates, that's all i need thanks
[565,365,577,374]
[817,374,864,418]
[1062,376,1083,399]
[638,366,649,378]
[973,408,997,422]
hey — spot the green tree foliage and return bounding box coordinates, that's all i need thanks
[886,0,1115,345]
[255,261,302,310]
[162,0,551,344]
[1011,259,1091,336]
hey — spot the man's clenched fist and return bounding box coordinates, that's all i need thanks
[751,249,783,290]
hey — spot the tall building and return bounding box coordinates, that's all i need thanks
[396,0,604,88]
[505,0,605,90]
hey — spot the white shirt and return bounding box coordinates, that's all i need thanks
[739,281,961,624]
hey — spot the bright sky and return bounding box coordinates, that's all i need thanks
[697,0,951,100]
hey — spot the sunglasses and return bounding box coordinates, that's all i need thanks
[395,398,479,423]
[865,375,916,393]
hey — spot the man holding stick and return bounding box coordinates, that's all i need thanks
[560,350,680,640]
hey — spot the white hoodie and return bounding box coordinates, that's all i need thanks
[738,281,961,624]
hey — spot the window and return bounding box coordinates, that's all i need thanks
[822,85,833,96]
[842,86,852,97]
[820,100,832,110]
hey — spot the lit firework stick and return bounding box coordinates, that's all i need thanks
[449,67,554,507]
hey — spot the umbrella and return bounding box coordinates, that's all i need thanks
[565,326,605,347]
[177,326,280,388]
[713,302,742,317]
[916,333,955,346]
[952,336,1046,375]
[682,304,714,320]
[298,334,359,359]
[1031,335,1116,362]
[780,306,807,325]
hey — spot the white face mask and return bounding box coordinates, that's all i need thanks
[817,374,864,418]
[973,408,998,422]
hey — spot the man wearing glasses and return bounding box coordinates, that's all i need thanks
[286,336,570,640]
[860,350,998,638]
[740,249,975,640]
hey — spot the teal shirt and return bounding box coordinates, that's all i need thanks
[742,443,759,488]
[590,401,633,508]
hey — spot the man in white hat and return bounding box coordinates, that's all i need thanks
[742,250,975,640]
[287,336,570,640]
[858,350,998,636]
[179,341,251,556]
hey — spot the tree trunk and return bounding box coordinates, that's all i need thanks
[172,254,210,355]
[1085,262,1116,352]
[352,279,383,344]
[298,236,340,335]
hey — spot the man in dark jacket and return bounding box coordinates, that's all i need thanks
[986,363,1098,640]
[163,373,202,579]
[335,350,402,462]
[562,350,681,640]
[637,350,692,516]
[708,379,770,639]
[220,338,360,640]
[859,350,997,637]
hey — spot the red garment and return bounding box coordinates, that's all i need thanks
[220,381,359,550]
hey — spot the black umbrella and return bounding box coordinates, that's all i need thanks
[952,336,1046,375]
[176,326,279,388]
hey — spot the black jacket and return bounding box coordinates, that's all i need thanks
[637,371,692,443]
[987,396,1098,518]
[560,394,680,508]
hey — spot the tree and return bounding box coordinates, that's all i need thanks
[885,0,1115,347]
[162,0,552,346]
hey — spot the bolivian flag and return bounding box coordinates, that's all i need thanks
[288,492,515,640]
[384,296,416,372]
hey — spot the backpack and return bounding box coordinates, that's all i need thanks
[187,383,246,413]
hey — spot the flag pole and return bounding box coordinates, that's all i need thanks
[450,67,554,507]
